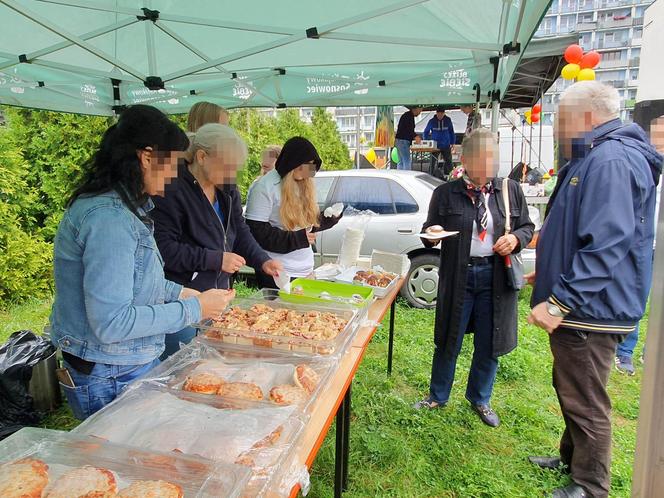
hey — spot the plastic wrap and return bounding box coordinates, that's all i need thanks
[74,383,306,497]
[141,340,337,413]
[196,297,360,356]
[0,427,250,497]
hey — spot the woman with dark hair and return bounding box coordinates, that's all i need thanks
[49,105,235,419]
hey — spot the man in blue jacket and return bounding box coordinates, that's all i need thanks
[423,107,456,176]
[526,82,663,498]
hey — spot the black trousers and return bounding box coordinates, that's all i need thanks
[431,146,453,176]
[549,328,625,498]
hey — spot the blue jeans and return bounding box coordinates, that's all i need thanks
[616,327,638,358]
[61,358,160,420]
[429,262,498,405]
[395,139,412,170]
[160,326,198,361]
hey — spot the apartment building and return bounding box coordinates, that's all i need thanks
[534,0,652,124]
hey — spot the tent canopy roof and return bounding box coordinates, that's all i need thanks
[0,0,553,115]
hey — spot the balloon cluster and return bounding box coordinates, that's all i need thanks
[524,103,542,125]
[561,44,601,81]
[363,147,390,169]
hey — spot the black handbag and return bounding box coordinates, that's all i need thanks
[502,178,525,290]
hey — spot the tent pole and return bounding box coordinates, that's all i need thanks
[538,91,544,171]
[491,101,500,133]
[529,122,533,166]
[355,106,361,169]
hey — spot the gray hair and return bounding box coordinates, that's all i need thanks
[185,123,248,166]
[559,81,620,120]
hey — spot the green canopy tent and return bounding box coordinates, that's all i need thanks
[0,0,553,118]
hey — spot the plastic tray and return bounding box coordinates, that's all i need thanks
[278,278,374,307]
[74,383,307,498]
[0,427,250,498]
[141,339,337,414]
[334,267,401,299]
[196,297,360,356]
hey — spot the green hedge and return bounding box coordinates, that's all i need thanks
[0,106,351,304]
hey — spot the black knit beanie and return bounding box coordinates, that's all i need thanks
[275,136,322,178]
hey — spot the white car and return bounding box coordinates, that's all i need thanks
[312,170,539,309]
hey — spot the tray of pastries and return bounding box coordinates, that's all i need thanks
[74,384,307,498]
[196,298,359,356]
[0,427,250,498]
[142,340,336,413]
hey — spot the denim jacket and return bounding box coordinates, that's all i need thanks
[50,191,202,365]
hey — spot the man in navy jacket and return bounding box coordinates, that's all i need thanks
[527,82,663,498]
[423,107,456,176]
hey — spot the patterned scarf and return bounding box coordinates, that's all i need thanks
[465,178,494,241]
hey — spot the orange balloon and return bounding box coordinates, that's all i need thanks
[579,51,601,69]
[531,113,541,123]
[564,44,584,64]
[532,104,542,114]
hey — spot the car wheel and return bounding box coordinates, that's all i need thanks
[401,253,439,309]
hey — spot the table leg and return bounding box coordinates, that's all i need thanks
[387,299,396,375]
[342,383,352,491]
[334,387,347,498]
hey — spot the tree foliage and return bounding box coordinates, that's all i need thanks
[0,105,350,303]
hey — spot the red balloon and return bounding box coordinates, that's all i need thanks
[564,44,584,64]
[532,104,542,114]
[579,51,601,69]
[531,113,541,123]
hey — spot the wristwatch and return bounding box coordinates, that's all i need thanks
[546,302,565,318]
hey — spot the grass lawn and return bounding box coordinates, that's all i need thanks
[0,286,645,497]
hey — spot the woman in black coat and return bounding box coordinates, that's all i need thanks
[151,124,282,358]
[414,128,534,427]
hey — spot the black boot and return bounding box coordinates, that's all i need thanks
[550,483,587,497]
[528,456,570,474]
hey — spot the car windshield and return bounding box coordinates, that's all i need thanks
[416,174,444,189]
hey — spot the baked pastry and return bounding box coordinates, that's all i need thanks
[294,364,320,394]
[182,372,224,394]
[0,458,49,498]
[217,382,263,400]
[352,269,397,288]
[269,385,308,405]
[208,305,348,343]
[117,480,183,498]
[44,465,117,498]
[234,426,283,467]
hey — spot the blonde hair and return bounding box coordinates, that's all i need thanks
[184,123,247,166]
[280,173,320,231]
[461,127,497,158]
[187,102,229,132]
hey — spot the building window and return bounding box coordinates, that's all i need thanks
[631,69,639,80]
[634,27,643,39]
[578,0,593,10]
[559,15,576,32]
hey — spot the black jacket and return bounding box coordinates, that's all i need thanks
[395,111,417,142]
[423,178,534,359]
[151,165,270,291]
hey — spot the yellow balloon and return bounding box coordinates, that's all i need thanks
[577,68,596,81]
[561,63,580,80]
[526,115,533,125]
[524,110,532,119]
[365,148,376,164]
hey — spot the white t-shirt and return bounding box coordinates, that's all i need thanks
[245,169,314,277]
[469,192,495,257]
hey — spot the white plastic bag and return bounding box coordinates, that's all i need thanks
[337,208,374,268]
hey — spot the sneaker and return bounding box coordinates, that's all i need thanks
[615,355,635,376]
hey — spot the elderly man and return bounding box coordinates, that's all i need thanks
[526,82,663,498]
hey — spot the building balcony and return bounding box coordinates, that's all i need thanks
[629,57,640,66]
[598,17,634,29]
[599,58,629,68]
[576,21,597,30]
[633,17,644,25]
[605,79,627,88]
[595,39,630,49]
[596,0,636,10]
